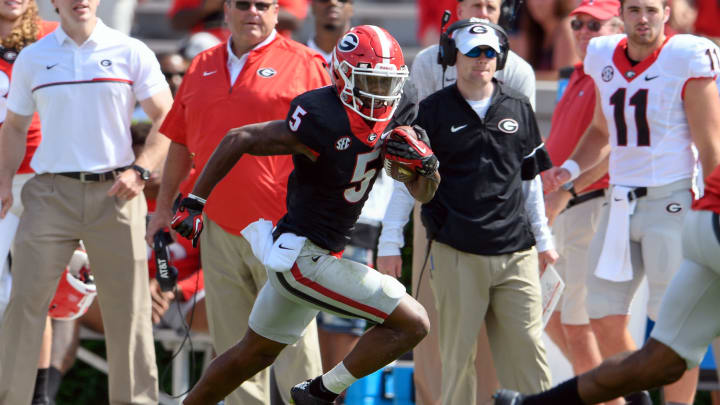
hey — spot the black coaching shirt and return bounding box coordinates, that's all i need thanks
[417,81,552,255]
[274,86,393,252]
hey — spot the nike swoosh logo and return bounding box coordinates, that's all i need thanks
[194,217,202,232]
[451,124,467,133]
[644,75,659,81]
[312,256,321,262]
[46,63,58,70]
[613,198,623,201]
[203,70,217,77]
[279,244,292,250]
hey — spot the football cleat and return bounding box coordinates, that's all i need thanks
[493,389,525,404]
[290,380,334,405]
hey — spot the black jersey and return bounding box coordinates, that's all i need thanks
[417,82,552,255]
[274,86,392,252]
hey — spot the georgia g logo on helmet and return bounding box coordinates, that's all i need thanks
[338,33,359,52]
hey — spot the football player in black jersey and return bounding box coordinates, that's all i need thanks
[172,25,440,405]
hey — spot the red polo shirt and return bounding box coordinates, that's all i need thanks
[545,63,609,193]
[694,165,720,214]
[3,20,58,174]
[160,34,329,235]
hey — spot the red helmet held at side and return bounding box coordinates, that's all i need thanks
[331,25,409,122]
[48,248,97,321]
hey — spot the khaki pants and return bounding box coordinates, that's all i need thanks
[0,174,158,405]
[410,207,499,405]
[429,241,551,405]
[201,217,322,405]
[552,194,605,325]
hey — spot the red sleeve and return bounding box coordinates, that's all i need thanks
[168,0,201,17]
[177,270,204,301]
[39,20,59,37]
[159,82,188,145]
[307,53,332,88]
[278,0,308,19]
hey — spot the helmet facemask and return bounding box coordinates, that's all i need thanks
[335,59,408,122]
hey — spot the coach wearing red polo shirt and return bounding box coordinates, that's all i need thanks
[542,0,622,379]
[149,1,329,404]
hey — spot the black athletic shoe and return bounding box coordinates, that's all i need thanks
[290,380,334,405]
[493,389,525,405]
[624,390,652,405]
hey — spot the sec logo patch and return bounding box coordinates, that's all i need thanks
[336,136,352,150]
[602,66,614,82]
[257,68,276,78]
[498,118,518,134]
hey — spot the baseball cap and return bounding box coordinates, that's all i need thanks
[453,23,502,55]
[570,0,621,20]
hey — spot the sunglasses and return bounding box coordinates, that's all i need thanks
[465,46,498,59]
[570,19,603,32]
[315,0,352,3]
[234,1,275,11]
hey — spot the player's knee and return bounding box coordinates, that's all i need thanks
[636,341,687,386]
[407,301,430,344]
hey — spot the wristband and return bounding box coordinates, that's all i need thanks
[187,193,207,205]
[560,160,581,182]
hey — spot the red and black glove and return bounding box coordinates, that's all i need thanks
[170,195,205,248]
[384,125,439,178]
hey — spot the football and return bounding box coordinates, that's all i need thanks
[384,159,417,183]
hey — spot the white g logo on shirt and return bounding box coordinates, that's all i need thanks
[0,71,11,123]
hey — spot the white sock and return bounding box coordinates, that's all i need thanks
[321,362,358,394]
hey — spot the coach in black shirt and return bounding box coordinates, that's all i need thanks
[414,21,553,402]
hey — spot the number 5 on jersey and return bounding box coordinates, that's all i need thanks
[289,105,307,132]
[344,149,381,203]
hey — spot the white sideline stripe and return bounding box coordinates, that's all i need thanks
[524,142,545,159]
[369,25,391,59]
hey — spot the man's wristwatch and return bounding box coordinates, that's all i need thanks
[561,181,578,198]
[131,164,151,181]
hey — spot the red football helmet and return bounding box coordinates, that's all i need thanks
[48,249,97,321]
[331,25,409,122]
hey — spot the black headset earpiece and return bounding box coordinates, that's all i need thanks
[438,16,478,69]
[437,15,511,71]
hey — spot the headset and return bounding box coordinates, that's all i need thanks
[437,14,510,72]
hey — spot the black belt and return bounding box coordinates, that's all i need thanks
[57,167,127,182]
[713,213,720,245]
[628,187,648,201]
[566,189,605,209]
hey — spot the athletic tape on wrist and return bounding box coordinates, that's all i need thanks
[187,193,207,205]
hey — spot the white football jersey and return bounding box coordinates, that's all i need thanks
[585,34,718,187]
